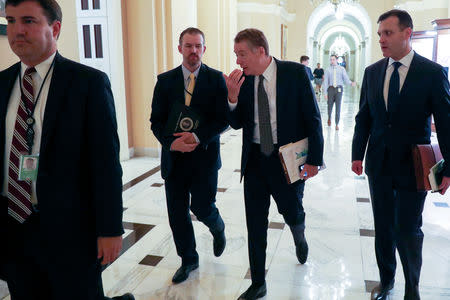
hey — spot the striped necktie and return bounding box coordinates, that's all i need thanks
[8,67,36,223]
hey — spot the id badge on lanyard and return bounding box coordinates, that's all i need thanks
[18,154,39,181]
[16,56,55,181]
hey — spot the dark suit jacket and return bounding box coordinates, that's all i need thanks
[227,58,324,179]
[150,63,228,179]
[352,53,450,177]
[0,53,124,263]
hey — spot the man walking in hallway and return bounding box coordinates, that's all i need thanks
[313,62,324,97]
[323,54,355,130]
[150,27,228,284]
[300,55,314,81]
[224,28,324,300]
[352,9,450,300]
[0,0,133,299]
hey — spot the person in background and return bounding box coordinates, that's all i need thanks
[323,54,356,130]
[313,62,324,97]
[300,55,314,81]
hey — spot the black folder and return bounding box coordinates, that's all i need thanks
[164,100,203,136]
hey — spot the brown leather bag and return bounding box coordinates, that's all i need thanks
[412,143,443,191]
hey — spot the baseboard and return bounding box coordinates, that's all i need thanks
[133,147,160,158]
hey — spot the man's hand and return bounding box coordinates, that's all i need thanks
[351,81,356,87]
[176,132,197,144]
[352,160,363,175]
[324,94,328,100]
[300,164,319,180]
[223,69,245,103]
[97,236,122,265]
[171,132,198,153]
[439,176,450,195]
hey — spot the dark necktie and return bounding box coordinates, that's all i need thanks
[387,61,402,112]
[257,75,274,156]
[8,67,36,223]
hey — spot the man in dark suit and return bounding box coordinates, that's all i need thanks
[352,10,449,300]
[300,55,314,81]
[0,1,133,299]
[223,28,324,300]
[150,27,228,284]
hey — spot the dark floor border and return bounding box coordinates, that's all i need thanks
[122,165,161,191]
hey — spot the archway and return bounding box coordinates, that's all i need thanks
[306,2,372,83]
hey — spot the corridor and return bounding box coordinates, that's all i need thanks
[100,91,450,300]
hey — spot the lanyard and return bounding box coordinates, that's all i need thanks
[18,57,56,154]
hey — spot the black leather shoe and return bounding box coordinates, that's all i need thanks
[238,282,267,300]
[371,281,394,300]
[172,263,199,284]
[112,293,135,300]
[404,286,420,300]
[296,238,308,264]
[212,228,226,257]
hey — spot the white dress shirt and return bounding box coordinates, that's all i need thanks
[322,64,352,91]
[229,57,278,144]
[383,50,414,110]
[2,52,56,204]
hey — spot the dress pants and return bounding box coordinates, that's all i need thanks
[368,151,427,291]
[243,144,306,284]
[1,210,112,300]
[327,86,343,125]
[164,151,224,266]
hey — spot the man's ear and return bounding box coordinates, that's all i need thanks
[52,21,61,40]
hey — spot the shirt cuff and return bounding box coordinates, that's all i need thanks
[228,99,237,111]
[192,132,200,143]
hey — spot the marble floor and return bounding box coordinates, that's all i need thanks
[2,89,450,300]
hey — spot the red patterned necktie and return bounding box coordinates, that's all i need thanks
[8,67,36,223]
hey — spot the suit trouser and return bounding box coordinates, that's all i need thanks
[1,211,111,300]
[243,144,306,285]
[327,86,343,124]
[367,157,426,291]
[164,153,224,266]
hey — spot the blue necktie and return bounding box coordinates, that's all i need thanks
[387,62,402,112]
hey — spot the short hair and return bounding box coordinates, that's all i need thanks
[300,55,309,62]
[234,28,270,56]
[330,54,338,59]
[377,9,413,31]
[179,27,205,46]
[6,0,62,24]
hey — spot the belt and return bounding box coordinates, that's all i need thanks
[251,143,279,150]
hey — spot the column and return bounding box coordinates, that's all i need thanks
[197,0,237,73]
